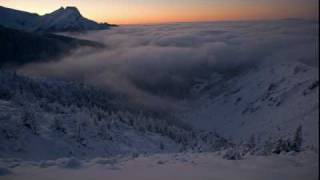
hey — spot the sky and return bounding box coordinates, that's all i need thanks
[0,0,318,24]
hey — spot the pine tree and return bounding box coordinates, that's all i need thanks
[159,142,164,150]
[52,117,66,133]
[22,108,39,135]
[247,134,256,149]
[292,125,303,152]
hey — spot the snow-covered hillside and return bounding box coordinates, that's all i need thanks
[0,71,230,160]
[1,60,317,162]
[178,58,319,150]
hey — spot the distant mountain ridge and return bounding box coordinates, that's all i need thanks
[0,6,116,32]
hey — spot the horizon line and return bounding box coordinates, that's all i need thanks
[117,17,319,26]
[1,5,318,26]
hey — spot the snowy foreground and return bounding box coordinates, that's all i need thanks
[1,152,318,180]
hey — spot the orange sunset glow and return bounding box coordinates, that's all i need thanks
[0,0,318,25]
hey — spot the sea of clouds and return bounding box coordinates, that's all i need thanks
[18,20,318,111]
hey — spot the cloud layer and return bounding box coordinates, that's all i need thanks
[18,20,319,112]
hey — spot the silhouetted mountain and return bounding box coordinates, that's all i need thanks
[0,25,104,67]
[37,6,113,32]
[0,6,114,32]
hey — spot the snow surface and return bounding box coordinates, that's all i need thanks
[38,7,110,32]
[0,152,318,180]
[0,72,230,160]
[178,58,319,149]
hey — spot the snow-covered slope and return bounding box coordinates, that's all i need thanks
[178,59,319,150]
[0,98,177,160]
[0,6,112,32]
[0,152,318,180]
[37,7,111,32]
[0,6,40,31]
[0,71,229,160]
[1,59,316,161]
